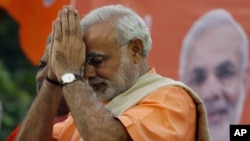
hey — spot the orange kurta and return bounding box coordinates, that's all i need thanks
[53,85,196,141]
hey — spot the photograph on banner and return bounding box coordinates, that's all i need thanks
[179,9,250,141]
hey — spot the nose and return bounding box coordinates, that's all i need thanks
[84,63,97,79]
[201,73,222,101]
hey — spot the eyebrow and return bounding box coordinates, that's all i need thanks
[192,67,205,74]
[190,67,206,80]
[86,52,106,58]
[216,61,235,71]
[186,67,206,84]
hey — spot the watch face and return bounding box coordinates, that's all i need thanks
[62,73,75,83]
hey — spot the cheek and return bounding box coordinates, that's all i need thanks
[189,85,204,98]
[226,83,244,104]
[96,68,115,79]
[96,61,121,79]
[96,51,129,80]
[223,75,245,100]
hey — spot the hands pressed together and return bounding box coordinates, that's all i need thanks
[48,5,86,81]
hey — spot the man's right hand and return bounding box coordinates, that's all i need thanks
[49,5,86,81]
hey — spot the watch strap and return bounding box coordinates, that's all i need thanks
[46,76,60,86]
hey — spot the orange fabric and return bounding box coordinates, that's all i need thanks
[117,86,196,141]
[5,125,20,141]
[53,114,81,141]
[52,70,196,141]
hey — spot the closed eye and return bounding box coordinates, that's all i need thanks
[87,54,107,68]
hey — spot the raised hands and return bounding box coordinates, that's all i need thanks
[49,5,86,80]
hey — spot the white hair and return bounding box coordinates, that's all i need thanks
[80,4,152,58]
[179,9,249,80]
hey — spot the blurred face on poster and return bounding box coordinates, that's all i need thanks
[181,24,250,141]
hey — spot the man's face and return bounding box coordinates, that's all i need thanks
[83,22,140,101]
[183,24,248,141]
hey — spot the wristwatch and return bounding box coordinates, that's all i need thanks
[59,73,82,86]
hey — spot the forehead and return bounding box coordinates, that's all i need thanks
[83,22,117,52]
[186,24,242,71]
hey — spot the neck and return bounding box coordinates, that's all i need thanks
[138,61,149,76]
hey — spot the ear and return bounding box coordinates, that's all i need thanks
[129,38,144,64]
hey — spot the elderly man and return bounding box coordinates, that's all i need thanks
[179,9,250,141]
[17,5,209,141]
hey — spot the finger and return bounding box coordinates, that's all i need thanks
[68,5,76,35]
[48,21,55,73]
[50,21,55,60]
[54,11,63,41]
[74,9,82,39]
[61,7,69,37]
[51,20,55,45]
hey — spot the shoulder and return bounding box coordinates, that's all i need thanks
[141,85,196,108]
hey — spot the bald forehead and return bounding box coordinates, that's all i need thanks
[189,24,241,57]
[185,24,242,74]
